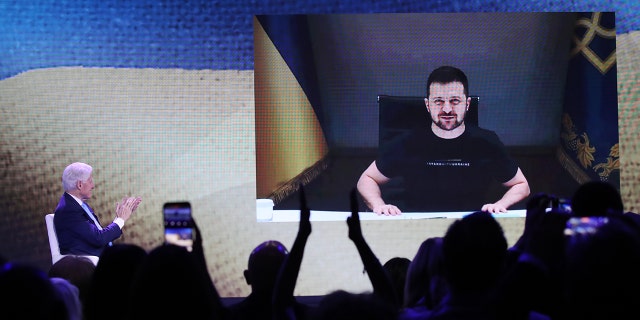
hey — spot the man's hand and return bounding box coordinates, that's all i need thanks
[115,196,141,221]
[481,202,508,213]
[489,168,530,212]
[373,204,402,216]
[357,161,401,216]
[130,196,142,211]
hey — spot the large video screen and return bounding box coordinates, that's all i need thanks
[254,12,619,219]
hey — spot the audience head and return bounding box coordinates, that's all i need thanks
[571,180,623,217]
[442,211,507,293]
[382,257,411,306]
[315,290,398,320]
[404,237,447,309]
[62,162,93,192]
[0,263,68,320]
[244,240,289,295]
[50,277,83,320]
[86,244,147,320]
[128,244,219,320]
[48,255,96,306]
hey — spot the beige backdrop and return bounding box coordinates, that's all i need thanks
[0,31,638,297]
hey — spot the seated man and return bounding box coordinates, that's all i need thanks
[54,162,141,257]
[357,66,529,215]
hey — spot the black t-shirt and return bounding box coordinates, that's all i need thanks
[377,125,518,212]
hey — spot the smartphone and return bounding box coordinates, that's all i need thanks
[549,197,572,214]
[163,202,194,252]
[564,216,609,237]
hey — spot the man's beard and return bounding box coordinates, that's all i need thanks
[434,113,464,131]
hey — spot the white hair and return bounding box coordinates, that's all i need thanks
[62,162,92,192]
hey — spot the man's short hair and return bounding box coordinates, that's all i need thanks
[62,162,92,192]
[427,66,469,98]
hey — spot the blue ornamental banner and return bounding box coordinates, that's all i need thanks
[558,12,619,189]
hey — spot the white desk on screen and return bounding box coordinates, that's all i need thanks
[256,199,526,222]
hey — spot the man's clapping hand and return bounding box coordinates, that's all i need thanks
[116,196,142,221]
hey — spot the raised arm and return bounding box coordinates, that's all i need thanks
[192,220,228,319]
[357,161,402,216]
[347,189,399,307]
[273,185,312,320]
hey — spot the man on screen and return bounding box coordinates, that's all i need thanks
[357,66,530,215]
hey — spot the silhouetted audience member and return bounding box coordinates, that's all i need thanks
[345,189,399,305]
[426,211,508,320]
[0,263,68,320]
[399,237,447,320]
[127,244,222,319]
[48,255,96,311]
[498,181,628,319]
[570,180,623,217]
[274,187,398,320]
[561,214,640,319]
[497,193,566,320]
[127,221,226,320]
[383,257,411,307]
[11,181,637,320]
[314,290,397,320]
[272,186,319,320]
[314,190,398,319]
[228,240,292,320]
[85,244,148,320]
[50,277,83,320]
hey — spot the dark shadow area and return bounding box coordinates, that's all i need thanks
[221,296,324,307]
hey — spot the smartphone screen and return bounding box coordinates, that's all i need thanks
[163,202,194,252]
[564,216,609,237]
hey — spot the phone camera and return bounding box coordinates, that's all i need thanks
[550,196,572,214]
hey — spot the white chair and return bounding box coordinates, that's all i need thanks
[45,214,99,266]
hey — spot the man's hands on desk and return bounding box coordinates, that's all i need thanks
[373,204,402,216]
[372,202,508,216]
[481,202,508,214]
